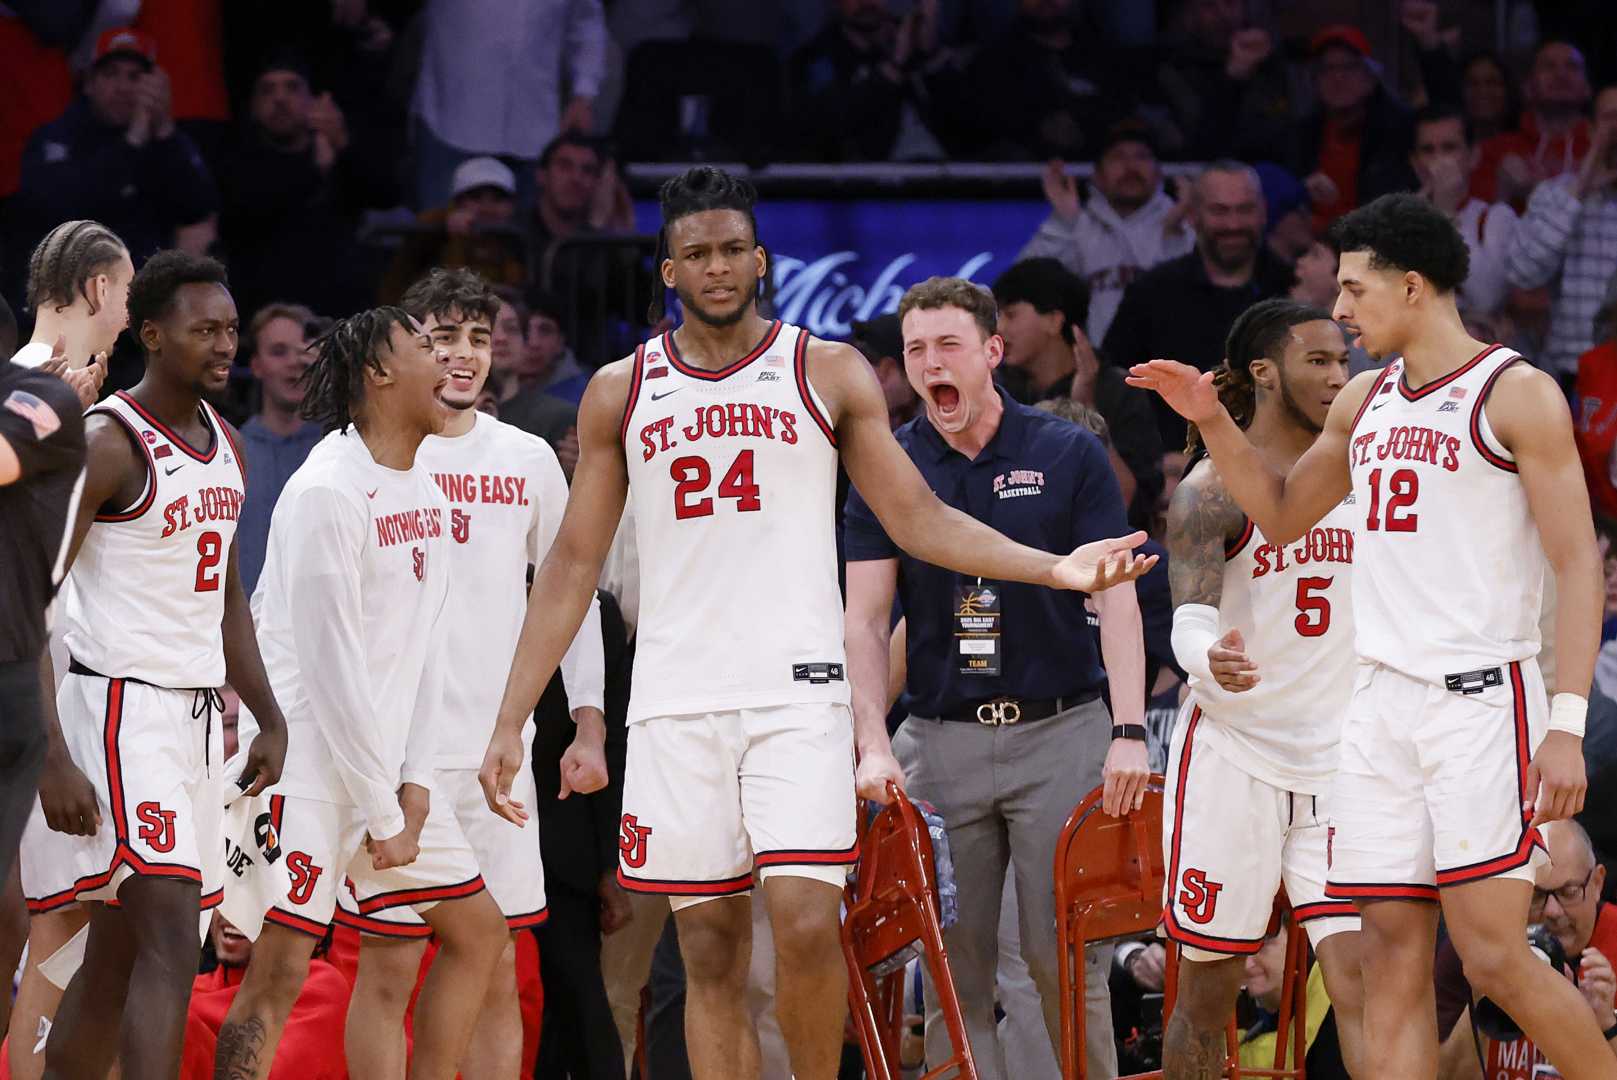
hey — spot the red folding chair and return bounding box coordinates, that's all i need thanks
[1053,778,1312,1080]
[842,782,977,1080]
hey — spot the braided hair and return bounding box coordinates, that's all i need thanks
[648,166,769,322]
[299,307,415,432]
[1185,298,1333,458]
[26,220,129,316]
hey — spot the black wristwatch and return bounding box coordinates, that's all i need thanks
[1604,1018,1617,1042]
[1112,723,1148,742]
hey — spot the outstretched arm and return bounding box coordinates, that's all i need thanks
[481,361,631,821]
[1127,359,1367,545]
[1489,364,1600,825]
[818,341,1154,592]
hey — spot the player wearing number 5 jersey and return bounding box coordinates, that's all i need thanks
[1130,194,1612,1079]
[22,252,288,1080]
[1160,300,1365,1078]
[476,166,1157,1080]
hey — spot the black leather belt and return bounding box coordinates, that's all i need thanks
[940,689,1100,726]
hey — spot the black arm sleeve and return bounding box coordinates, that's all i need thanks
[0,372,86,483]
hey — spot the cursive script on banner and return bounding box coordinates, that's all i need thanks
[771,251,995,340]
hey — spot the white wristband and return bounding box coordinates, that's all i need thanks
[1171,604,1220,685]
[1548,693,1587,738]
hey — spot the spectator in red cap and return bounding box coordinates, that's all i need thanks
[1472,39,1593,206]
[5,26,217,302]
[1284,25,1416,234]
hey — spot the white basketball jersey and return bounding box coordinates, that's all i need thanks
[1348,346,1545,681]
[1188,487,1357,795]
[620,321,847,723]
[63,391,245,688]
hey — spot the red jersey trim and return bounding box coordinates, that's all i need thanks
[664,320,783,381]
[1469,356,1520,473]
[1436,662,1542,886]
[505,907,550,930]
[1162,913,1266,955]
[213,404,248,487]
[1292,901,1360,923]
[754,843,859,868]
[265,906,332,939]
[89,406,157,522]
[619,343,646,447]
[792,327,837,447]
[333,908,436,939]
[1348,362,1397,437]
[1224,516,1256,561]
[1324,881,1440,901]
[355,874,486,914]
[616,867,753,897]
[1397,344,1502,401]
[115,390,220,462]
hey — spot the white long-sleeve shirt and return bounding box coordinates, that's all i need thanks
[415,412,603,767]
[1506,174,1617,375]
[1453,198,1519,317]
[252,429,450,841]
[411,0,608,159]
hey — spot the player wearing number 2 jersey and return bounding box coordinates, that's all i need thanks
[1160,300,1365,1079]
[23,252,288,1080]
[1130,194,1611,1079]
[476,166,1157,1080]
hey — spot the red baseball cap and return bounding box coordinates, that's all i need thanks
[1310,25,1372,60]
[93,27,158,68]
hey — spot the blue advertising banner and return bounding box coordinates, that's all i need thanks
[635,197,1049,340]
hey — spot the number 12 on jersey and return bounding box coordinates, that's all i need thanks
[671,450,762,519]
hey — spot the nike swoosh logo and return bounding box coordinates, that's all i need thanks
[649,388,682,401]
[366,489,378,499]
[1370,400,1389,410]
[164,463,184,475]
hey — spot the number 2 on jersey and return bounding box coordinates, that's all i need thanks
[1365,467,1419,531]
[194,530,223,592]
[672,450,762,519]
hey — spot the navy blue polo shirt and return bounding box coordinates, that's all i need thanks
[844,389,1128,717]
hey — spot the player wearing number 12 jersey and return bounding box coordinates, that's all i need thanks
[1160,300,1365,1078]
[1130,194,1611,1079]
[476,166,1155,1080]
[25,252,288,1080]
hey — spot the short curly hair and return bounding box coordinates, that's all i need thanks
[897,277,998,341]
[1327,193,1470,294]
[400,266,500,328]
[127,250,231,340]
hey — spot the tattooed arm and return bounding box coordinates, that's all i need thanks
[1166,461,1259,693]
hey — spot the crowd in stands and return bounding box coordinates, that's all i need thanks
[5,0,1617,1077]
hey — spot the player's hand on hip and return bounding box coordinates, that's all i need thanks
[1124,360,1220,423]
[238,724,288,797]
[855,748,907,804]
[560,710,609,798]
[479,728,529,825]
[1102,736,1151,816]
[1525,730,1587,827]
[367,827,420,870]
[38,751,101,836]
[1055,531,1157,592]
[1208,628,1259,692]
[1577,946,1617,1029]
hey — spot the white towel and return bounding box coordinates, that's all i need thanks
[217,753,290,941]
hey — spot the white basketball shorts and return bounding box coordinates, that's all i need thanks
[1163,703,1358,959]
[21,672,225,912]
[259,789,485,940]
[617,703,857,909]
[1325,659,1547,902]
[336,767,547,934]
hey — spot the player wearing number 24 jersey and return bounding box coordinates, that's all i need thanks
[475,167,1157,1080]
[1130,194,1610,1079]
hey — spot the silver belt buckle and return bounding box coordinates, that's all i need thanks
[976,699,1022,726]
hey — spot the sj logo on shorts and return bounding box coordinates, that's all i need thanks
[619,814,654,869]
[1178,867,1224,925]
[285,851,324,906]
[135,801,177,854]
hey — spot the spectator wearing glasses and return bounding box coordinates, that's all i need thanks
[1434,820,1617,1076]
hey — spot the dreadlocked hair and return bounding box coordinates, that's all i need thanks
[127,250,230,342]
[26,220,129,315]
[300,307,415,432]
[648,166,768,322]
[399,266,500,328]
[1185,298,1334,459]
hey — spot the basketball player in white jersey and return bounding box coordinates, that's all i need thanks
[19,252,290,1080]
[333,267,607,1080]
[1161,299,1364,1078]
[476,166,1155,1080]
[1129,193,1612,1077]
[214,307,508,1080]
[5,219,131,1080]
